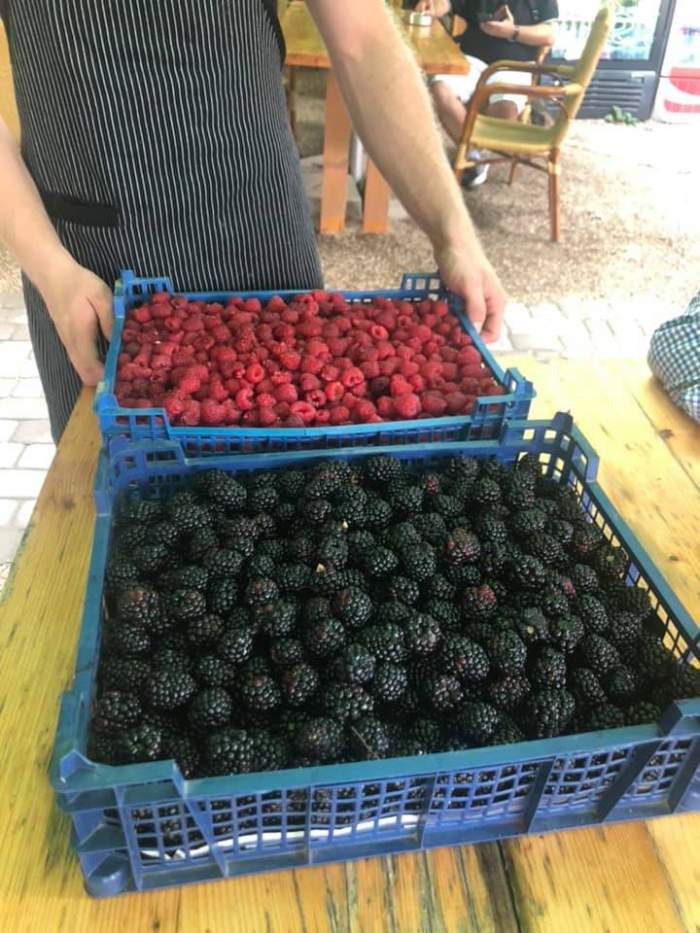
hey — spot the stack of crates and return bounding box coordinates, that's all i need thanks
[50,271,700,897]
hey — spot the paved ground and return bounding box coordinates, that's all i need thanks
[0,277,666,593]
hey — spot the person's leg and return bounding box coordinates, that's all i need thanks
[430,80,468,145]
[486,100,519,121]
[23,275,82,444]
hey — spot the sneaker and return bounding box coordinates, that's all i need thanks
[461,162,489,189]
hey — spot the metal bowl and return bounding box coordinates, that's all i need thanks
[403,11,433,27]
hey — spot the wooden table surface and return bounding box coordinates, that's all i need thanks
[1,357,699,932]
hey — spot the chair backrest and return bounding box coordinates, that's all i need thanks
[550,2,613,146]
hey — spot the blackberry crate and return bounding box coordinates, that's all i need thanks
[95,269,534,453]
[50,413,700,898]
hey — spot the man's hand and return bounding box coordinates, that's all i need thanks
[41,259,113,386]
[435,239,505,343]
[481,4,515,38]
[415,0,451,18]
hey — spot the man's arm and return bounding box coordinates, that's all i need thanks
[0,117,112,384]
[481,6,556,47]
[306,0,505,342]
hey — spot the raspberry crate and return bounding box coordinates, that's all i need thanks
[95,269,534,453]
[50,413,700,897]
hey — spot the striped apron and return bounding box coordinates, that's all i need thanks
[2,0,322,440]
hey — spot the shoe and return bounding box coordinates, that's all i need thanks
[460,149,489,189]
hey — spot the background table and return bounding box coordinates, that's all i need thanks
[281,2,468,235]
[1,358,699,931]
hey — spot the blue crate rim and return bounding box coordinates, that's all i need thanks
[50,412,700,797]
[94,269,534,436]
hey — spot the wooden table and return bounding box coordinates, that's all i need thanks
[281,2,468,235]
[1,358,699,932]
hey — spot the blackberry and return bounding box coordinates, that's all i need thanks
[529,647,567,690]
[471,477,501,508]
[605,666,641,705]
[104,558,140,594]
[424,674,464,712]
[278,470,307,501]
[188,687,233,729]
[389,483,424,518]
[145,519,180,548]
[409,718,442,752]
[404,612,441,656]
[202,548,245,580]
[522,688,575,738]
[489,718,526,746]
[502,477,535,511]
[575,594,609,635]
[515,608,549,646]
[205,728,258,775]
[186,613,225,649]
[269,637,305,667]
[207,578,239,615]
[546,518,574,546]
[199,471,247,510]
[281,663,320,707]
[187,526,219,561]
[580,703,625,732]
[540,587,570,619]
[373,601,410,626]
[349,717,391,758]
[333,487,368,527]
[569,667,607,708]
[316,532,349,572]
[611,584,652,617]
[160,564,210,592]
[381,575,420,606]
[238,671,281,711]
[117,723,164,764]
[479,541,507,576]
[421,471,443,497]
[485,631,527,675]
[455,701,501,745]
[625,701,662,726]
[253,512,277,539]
[88,732,120,765]
[247,486,279,513]
[363,494,393,529]
[322,684,374,723]
[108,623,151,656]
[544,569,577,600]
[444,528,481,565]
[666,664,700,701]
[360,547,399,578]
[510,508,547,539]
[572,564,599,594]
[151,648,192,674]
[295,717,345,763]
[143,671,197,709]
[299,497,332,526]
[167,500,212,535]
[288,534,316,564]
[244,578,279,607]
[364,454,403,485]
[115,524,150,553]
[424,574,457,602]
[439,635,490,685]
[443,562,481,588]
[330,587,371,629]
[413,512,448,546]
[507,555,546,590]
[397,544,436,584]
[576,634,620,675]
[119,496,162,525]
[100,657,151,693]
[592,544,628,581]
[636,635,673,681]
[383,521,421,552]
[525,533,565,566]
[607,611,643,650]
[462,584,497,621]
[116,586,163,630]
[217,626,254,665]
[160,629,189,653]
[554,487,583,521]
[92,691,142,734]
[432,493,463,520]
[276,501,297,527]
[548,614,585,655]
[305,617,347,658]
[360,623,406,663]
[371,662,407,701]
[303,597,332,626]
[228,606,251,629]
[167,588,207,622]
[166,734,201,778]
[334,644,376,684]
[195,654,236,688]
[474,514,506,547]
[487,674,531,712]
[251,600,297,638]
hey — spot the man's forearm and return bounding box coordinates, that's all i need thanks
[514,22,556,47]
[308,0,483,257]
[0,119,74,297]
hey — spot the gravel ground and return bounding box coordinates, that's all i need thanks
[2,72,698,316]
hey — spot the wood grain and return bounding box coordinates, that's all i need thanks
[320,72,353,234]
[0,21,20,142]
[0,361,698,932]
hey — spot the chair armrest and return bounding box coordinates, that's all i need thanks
[473,60,576,91]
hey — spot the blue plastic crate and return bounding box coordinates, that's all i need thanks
[95,269,534,453]
[50,413,700,898]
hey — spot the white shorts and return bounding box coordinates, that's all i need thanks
[431,55,532,113]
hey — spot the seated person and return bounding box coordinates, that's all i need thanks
[648,291,700,424]
[417,1,558,187]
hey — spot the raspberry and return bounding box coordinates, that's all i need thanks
[301,355,323,374]
[256,392,276,408]
[274,383,298,404]
[299,373,321,392]
[370,324,388,340]
[290,401,316,424]
[201,399,225,425]
[330,406,350,424]
[280,351,301,370]
[458,346,482,365]
[315,410,331,424]
[379,358,400,376]
[360,360,380,379]
[235,387,254,411]
[421,392,448,416]
[393,393,421,419]
[325,381,345,402]
[354,399,377,422]
[445,391,468,414]
[258,407,278,426]
[180,400,201,425]
[341,367,364,388]
[377,396,394,418]
[321,364,339,383]
[305,389,327,408]
[390,375,412,397]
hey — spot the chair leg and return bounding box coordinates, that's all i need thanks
[548,149,561,242]
[508,158,518,186]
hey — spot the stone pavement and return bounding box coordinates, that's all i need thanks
[0,286,667,593]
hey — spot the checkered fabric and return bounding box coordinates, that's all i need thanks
[648,291,700,424]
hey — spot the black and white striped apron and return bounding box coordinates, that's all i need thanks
[2,0,322,440]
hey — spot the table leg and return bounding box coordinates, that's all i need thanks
[362,159,391,235]
[320,71,352,234]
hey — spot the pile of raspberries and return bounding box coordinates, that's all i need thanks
[113,290,503,428]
